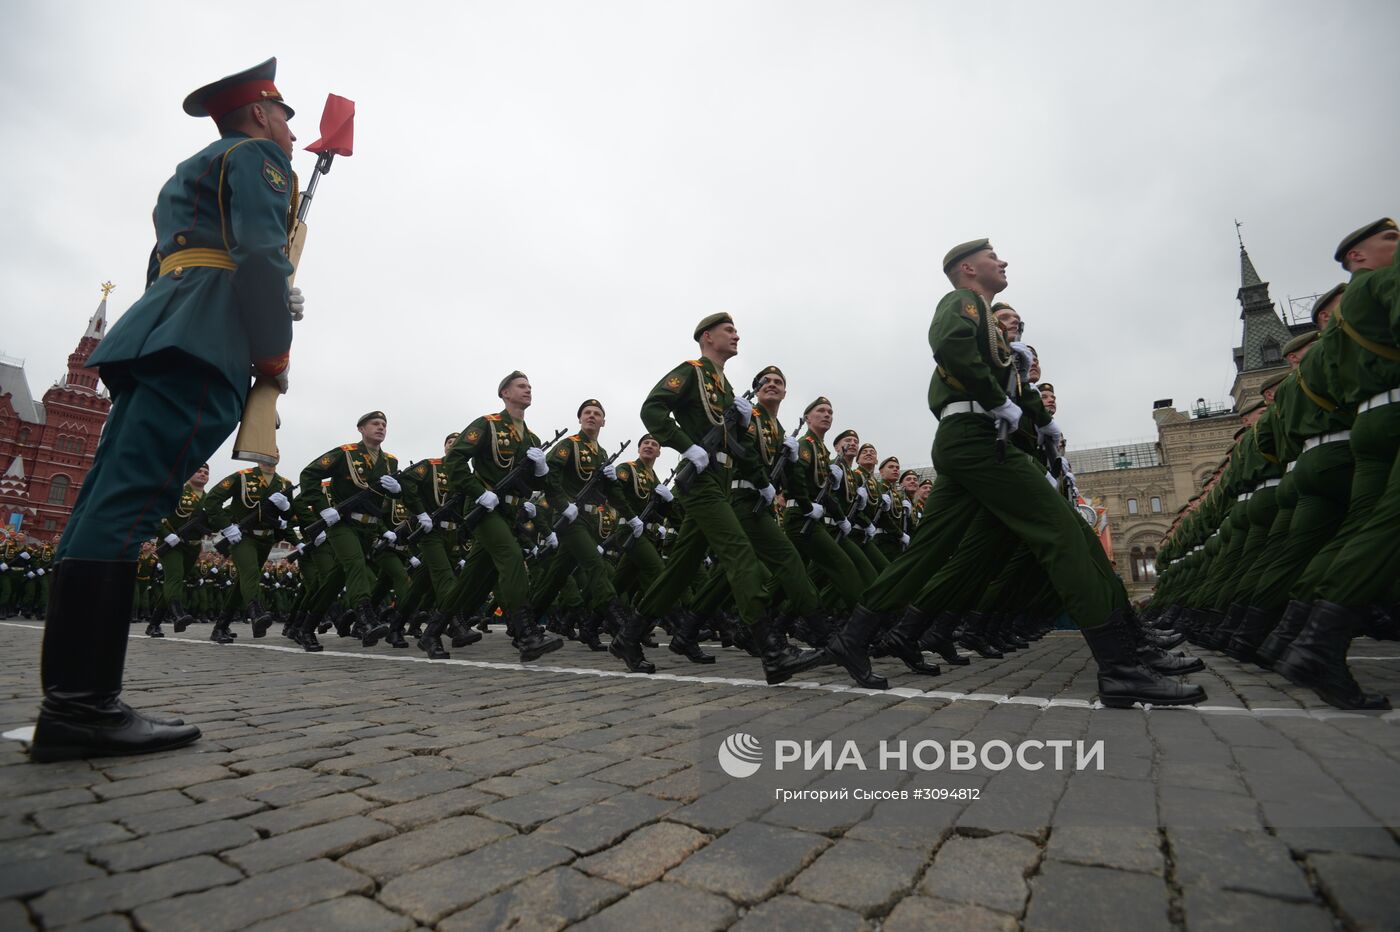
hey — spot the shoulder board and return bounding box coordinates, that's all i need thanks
[429,458,442,465]
[239,468,254,475]
[340,443,358,451]
[384,452,397,461]
[570,433,584,441]
[685,359,703,368]
[484,414,502,422]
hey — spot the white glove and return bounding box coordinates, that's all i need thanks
[782,435,799,462]
[381,530,397,543]
[314,531,327,547]
[545,532,559,550]
[523,501,537,518]
[654,484,674,503]
[805,502,825,521]
[864,524,878,541]
[36,568,45,576]
[828,464,844,488]
[319,507,340,527]
[525,446,548,476]
[1037,419,1063,446]
[288,285,305,321]
[476,490,499,511]
[1046,471,1059,488]
[682,444,710,473]
[759,484,776,504]
[409,556,421,569]
[1009,341,1034,372]
[209,566,219,576]
[378,475,401,494]
[880,492,892,511]
[268,491,290,512]
[657,526,669,540]
[156,563,162,570]
[562,504,579,523]
[417,512,434,533]
[628,516,644,538]
[220,524,243,544]
[597,545,606,555]
[900,533,911,547]
[26,572,34,579]
[277,518,288,530]
[733,395,753,426]
[19,552,30,561]
[603,462,618,481]
[164,533,181,548]
[990,398,1023,432]
[457,559,466,570]
[839,519,852,536]
[856,485,868,505]
[903,498,913,514]
[0,563,6,572]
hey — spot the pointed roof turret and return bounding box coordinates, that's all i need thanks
[84,282,112,341]
[2,455,24,480]
[1230,222,1293,373]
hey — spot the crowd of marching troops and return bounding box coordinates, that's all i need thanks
[42,220,1399,714]
[0,532,55,619]
[1146,217,1399,711]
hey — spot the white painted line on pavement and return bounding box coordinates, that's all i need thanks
[0,621,1392,722]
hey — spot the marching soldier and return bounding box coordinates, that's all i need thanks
[202,457,295,642]
[159,464,211,633]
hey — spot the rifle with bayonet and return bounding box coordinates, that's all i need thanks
[547,439,632,540]
[212,482,301,556]
[673,388,757,496]
[752,415,805,515]
[156,510,212,557]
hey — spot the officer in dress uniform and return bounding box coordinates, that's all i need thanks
[30,59,301,762]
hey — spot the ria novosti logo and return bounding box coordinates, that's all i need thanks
[717,733,763,778]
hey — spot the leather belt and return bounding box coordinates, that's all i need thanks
[500,494,521,505]
[347,512,377,524]
[1260,478,1281,488]
[1237,492,1251,502]
[251,529,273,538]
[1302,430,1351,452]
[1358,387,1400,413]
[731,480,758,491]
[1287,461,1297,472]
[937,400,990,419]
[159,248,235,278]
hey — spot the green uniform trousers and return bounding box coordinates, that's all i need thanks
[441,510,530,613]
[1314,403,1400,607]
[223,535,275,610]
[1250,442,1352,611]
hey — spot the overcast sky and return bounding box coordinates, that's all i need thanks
[3,0,1396,484]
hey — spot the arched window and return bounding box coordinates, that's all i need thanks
[1144,547,1158,581]
[1130,547,1144,582]
[1130,546,1157,583]
[1150,496,1162,513]
[47,475,70,505]
[1126,498,1139,515]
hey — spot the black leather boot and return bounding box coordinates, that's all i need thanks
[881,606,942,676]
[1224,606,1278,663]
[1080,611,1206,708]
[417,612,451,659]
[249,599,274,639]
[144,618,165,638]
[958,612,1004,659]
[1000,613,1031,650]
[790,612,831,650]
[1186,608,1224,647]
[169,600,193,633]
[668,610,715,664]
[297,610,325,652]
[577,611,607,651]
[30,561,201,763]
[353,600,389,647]
[513,605,563,663]
[1275,601,1391,711]
[826,605,889,690]
[382,608,409,649]
[210,608,235,645]
[449,616,483,648]
[753,614,827,685]
[1205,604,1247,650]
[1255,600,1312,670]
[918,610,970,666]
[609,604,656,674]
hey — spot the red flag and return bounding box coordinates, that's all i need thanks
[305,93,355,157]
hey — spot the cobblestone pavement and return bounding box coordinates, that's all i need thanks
[1,620,1398,931]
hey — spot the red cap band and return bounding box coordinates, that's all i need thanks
[202,80,282,121]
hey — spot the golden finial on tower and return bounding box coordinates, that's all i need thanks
[100,281,115,299]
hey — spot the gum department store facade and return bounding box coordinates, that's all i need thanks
[1071,244,1314,601]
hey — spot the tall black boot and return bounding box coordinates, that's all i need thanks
[210,607,235,645]
[609,603,656,674]
[1224,606,1278,663]
[1275,601,1390,711]
[449,616,483,648]
[753,614,827,685]
[31,561,201,763]
[1205,604,1247,650]
[382,608,409,649]
[353,600,389,647]
[958,612,1004,659]
[513,605,564,662]
[1255,600,1312,671]
[417,611,451,659]
[826,605,889,690]
[297,609,325,652]
[1080,610,1206,708]
[668,610,715,664]
[249,599,274,639]
[577,611,608,651]
[917,610,971,666]
[169,599,193,633]
[880,606,942,676]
